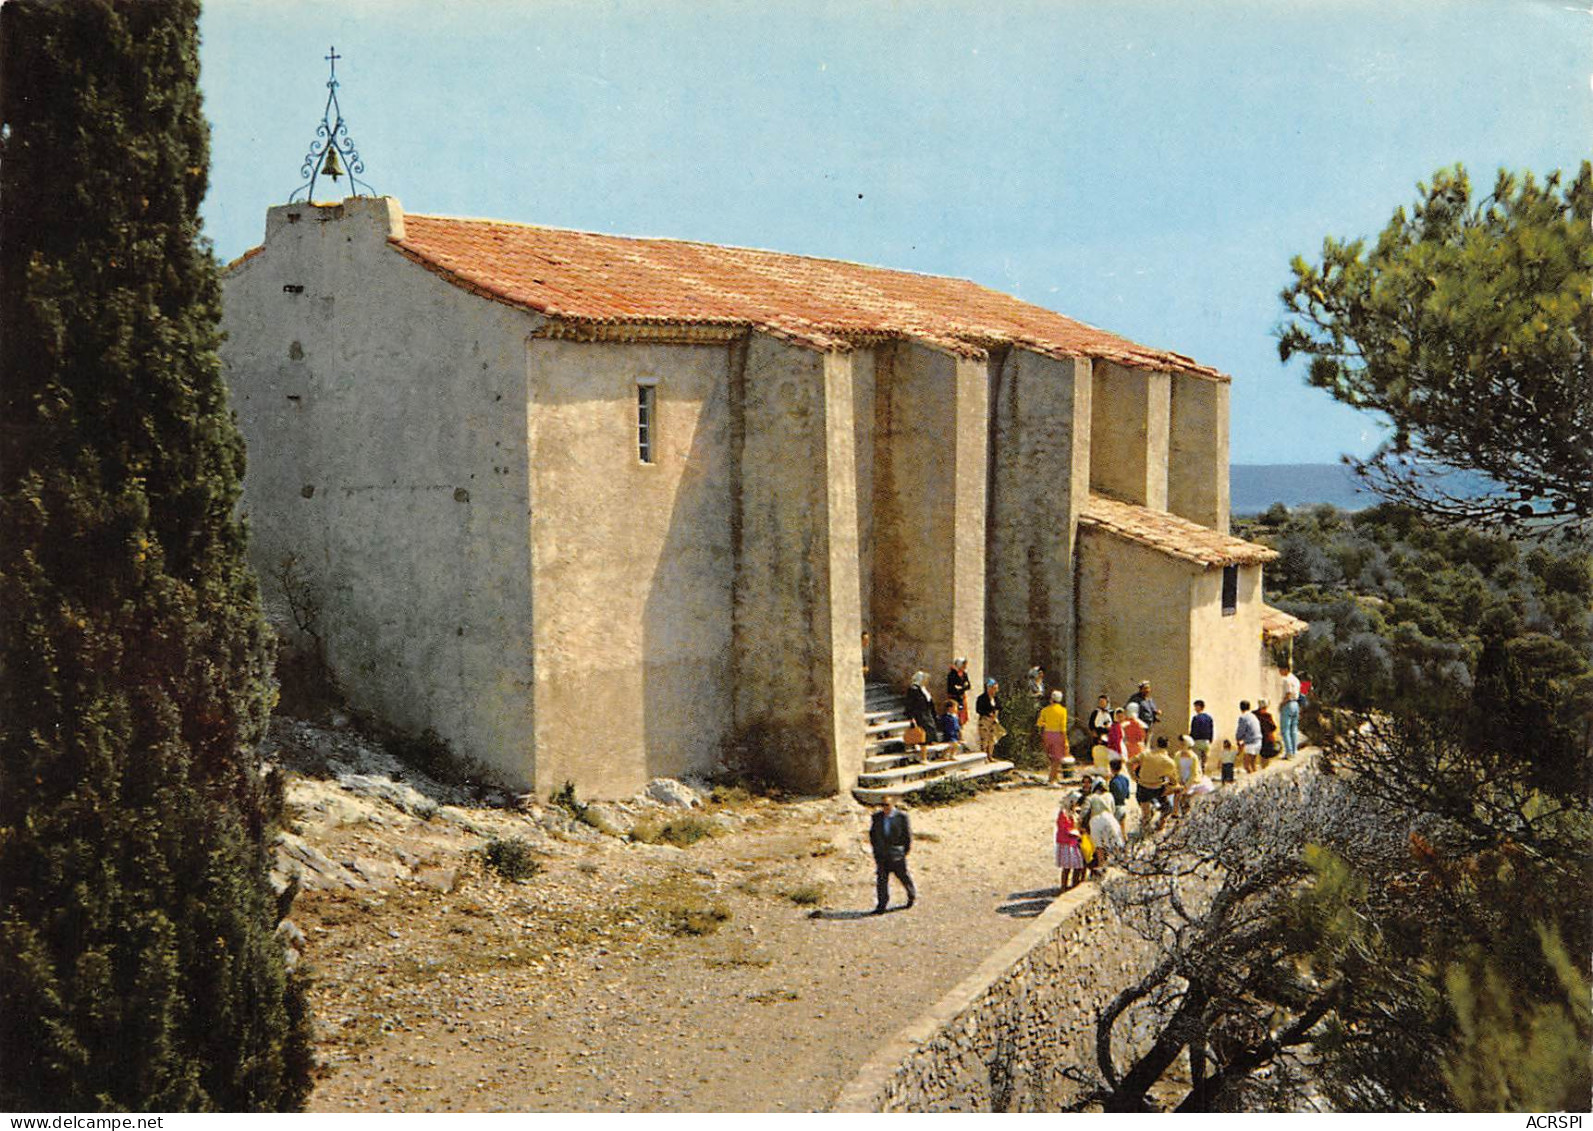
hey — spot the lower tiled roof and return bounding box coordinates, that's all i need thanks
[1261,605,1311,641]
[387,213,1229,379]
[1079,494,1279,568]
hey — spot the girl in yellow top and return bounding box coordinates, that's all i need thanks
[1036,691,1070,785]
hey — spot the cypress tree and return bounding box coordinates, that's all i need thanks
[0,0,312,1110]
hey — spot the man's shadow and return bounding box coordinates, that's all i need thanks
[808,907,898,921]
[996,888,1055,918]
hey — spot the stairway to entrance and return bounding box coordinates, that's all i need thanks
[853,681,1013,805]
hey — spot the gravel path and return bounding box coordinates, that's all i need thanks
[281,716,1299,1115]
[292,771,1093,1112]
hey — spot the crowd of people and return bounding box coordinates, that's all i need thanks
[896,660,1306,776]
[870,658,1310,907]
[900,659,1009,765]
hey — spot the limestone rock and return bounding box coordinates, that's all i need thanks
[290,778,381,830]
[584,802,632,837]
[436,805,492,836]
[414,866,460,893]
[347,855,412,886]
[275,918,308,949]
[644,778,702,809]
[338,772,440,819]
[275,830,365,890]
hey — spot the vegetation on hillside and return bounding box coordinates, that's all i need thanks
[0,0,311,1109]
[1231,502,1591,1110]
[1237,502,1593,760]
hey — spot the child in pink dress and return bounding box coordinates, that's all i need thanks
[1055,800,1086,891]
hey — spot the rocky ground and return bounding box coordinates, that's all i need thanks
[265,718,1092,1112]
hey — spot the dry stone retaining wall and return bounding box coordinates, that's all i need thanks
[831,882,1161,1112]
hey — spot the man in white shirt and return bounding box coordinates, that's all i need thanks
[1279,665,1302,759]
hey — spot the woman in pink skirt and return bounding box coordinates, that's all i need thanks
[1055,797,1086,891]
[1036,690,1072,785]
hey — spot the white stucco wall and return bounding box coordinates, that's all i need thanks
[1167,373,1230,533]
[525,336,736,796]
[852,348,877,642]
[1076,530,1268,748]
[1187,564,1267,745]
[869,341,987,694]
[985,350,1091,700]
[731,333,864,794]
[1089,361,1170,510]
[221,198,539,786]
[1074,530,1195,744]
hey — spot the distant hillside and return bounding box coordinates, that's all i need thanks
[1230,463,1372,515]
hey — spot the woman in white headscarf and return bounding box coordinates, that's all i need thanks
[905,670,940,747]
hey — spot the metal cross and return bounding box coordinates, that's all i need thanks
[289,46,373,202]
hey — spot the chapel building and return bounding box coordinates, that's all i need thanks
[220,196,1302,796]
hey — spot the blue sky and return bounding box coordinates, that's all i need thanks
[199,0,1591,464]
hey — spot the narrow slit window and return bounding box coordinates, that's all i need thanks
[1221,565,1239,616]
[636,381,656,464]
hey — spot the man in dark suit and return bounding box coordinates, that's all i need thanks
[869,794,916,914]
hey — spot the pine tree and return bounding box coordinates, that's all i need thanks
[1278,163,1593,531]
[0,0,311,1110]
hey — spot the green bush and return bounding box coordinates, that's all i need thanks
[632,876,732,936]
[914,776,979,807]
[784,882,827,906]
[549,779,587,818]
[631,813,723,847]
[995,692,1048,771]
[704,766,791,803]
[482,837,543,881]
[670,905,731,936]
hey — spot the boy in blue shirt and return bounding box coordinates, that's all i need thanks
[1108,758,1132,823]
[1190,699,1215,774]
[938,699,963,751]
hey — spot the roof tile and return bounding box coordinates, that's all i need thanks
[389,215,1229,380]
[1261,605,1310,641]
[1079,494,1278,568]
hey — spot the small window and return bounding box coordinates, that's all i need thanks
[636,381,656,464]
[1221,565,1239,616]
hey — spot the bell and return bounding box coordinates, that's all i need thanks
[321,147,343,181]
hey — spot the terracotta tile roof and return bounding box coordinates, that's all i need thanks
[1079,494,1279,568]
[384,214,1229,379]
[1261,605,1310,641]
[224,245,263,273]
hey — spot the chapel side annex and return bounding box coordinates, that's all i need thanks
[220,195,1293,797]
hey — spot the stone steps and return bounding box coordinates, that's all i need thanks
[864,682,907,713]
[852,759,1015,806]
[857,747,991,788]
[855,679,1010,803]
